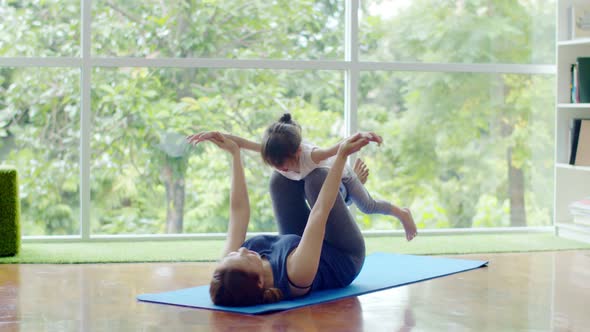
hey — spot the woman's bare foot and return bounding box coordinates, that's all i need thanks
[399,208,417,241]
[353,158,369,185]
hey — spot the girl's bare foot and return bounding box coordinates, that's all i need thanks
[399,208,417,241]
[353,158,369,185]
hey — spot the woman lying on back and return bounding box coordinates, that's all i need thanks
[186,131,379,306]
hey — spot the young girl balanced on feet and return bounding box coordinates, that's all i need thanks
[260,113,417,241]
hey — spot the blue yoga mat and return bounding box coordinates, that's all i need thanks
[137,253,487,314]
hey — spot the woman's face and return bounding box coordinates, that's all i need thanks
[219,247,265,285]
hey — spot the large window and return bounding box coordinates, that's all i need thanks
[0,0,555,239]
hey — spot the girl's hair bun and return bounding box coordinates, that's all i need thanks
[279,113,292,123]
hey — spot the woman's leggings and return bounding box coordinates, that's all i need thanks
[269,168,365,270]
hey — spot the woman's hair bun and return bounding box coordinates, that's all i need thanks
[262,288,283,304]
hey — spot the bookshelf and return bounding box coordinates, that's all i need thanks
[555,0,590,243]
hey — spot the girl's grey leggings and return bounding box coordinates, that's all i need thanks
[342,171,394,215]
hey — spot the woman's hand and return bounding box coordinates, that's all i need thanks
[186,131,222,146]
[358,131,383,145]
[337,132,381,158]
[186,131,239,155]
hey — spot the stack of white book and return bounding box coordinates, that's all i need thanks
[569,197,590,226]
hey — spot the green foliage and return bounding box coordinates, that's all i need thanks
[357,1,555,229]
[0,67,80,235]
[3,234,590,264]
[91,0,344,59]
[0,0,80,56]
[0,166,20,256]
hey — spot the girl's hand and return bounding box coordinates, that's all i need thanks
[187,131,239,155]
[337,133,372,157]
[359,132,383,146]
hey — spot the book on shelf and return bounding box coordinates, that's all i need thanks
[576,57,590,103]
[571,63,578,103]
[567,5,573,39]
[569,197,590,214]
[569,199,590,226]
[570,119,582,164]
[569,4,590,39]
[575,119,590,166]
[573,213,590,226]
[569,119,590,165]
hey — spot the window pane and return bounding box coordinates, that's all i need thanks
[91,68,343,235]
[0,1,80,57]
[0,67,80,236]
[357,71,554,230]
[92,1,344,60]
[360,0,556,64]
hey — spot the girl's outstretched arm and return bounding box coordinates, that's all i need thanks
[187,131,261,153]
[310,132,383,164]
[287,133,373,293]
[224,133,261,153]
[187,132,250,257]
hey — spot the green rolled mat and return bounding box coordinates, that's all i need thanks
[0,166,20,257]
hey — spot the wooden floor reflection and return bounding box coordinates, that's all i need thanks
[1,250,589,331]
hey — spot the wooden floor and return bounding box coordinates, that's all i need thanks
[1,250,589,332]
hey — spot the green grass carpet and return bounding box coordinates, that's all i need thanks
[1,233,589,264]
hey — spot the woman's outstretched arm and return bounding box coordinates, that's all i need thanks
[287,133,373,291]
[187,132,250,257]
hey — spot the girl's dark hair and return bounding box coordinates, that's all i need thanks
[209,268,283,307]
[261,113,302,168]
